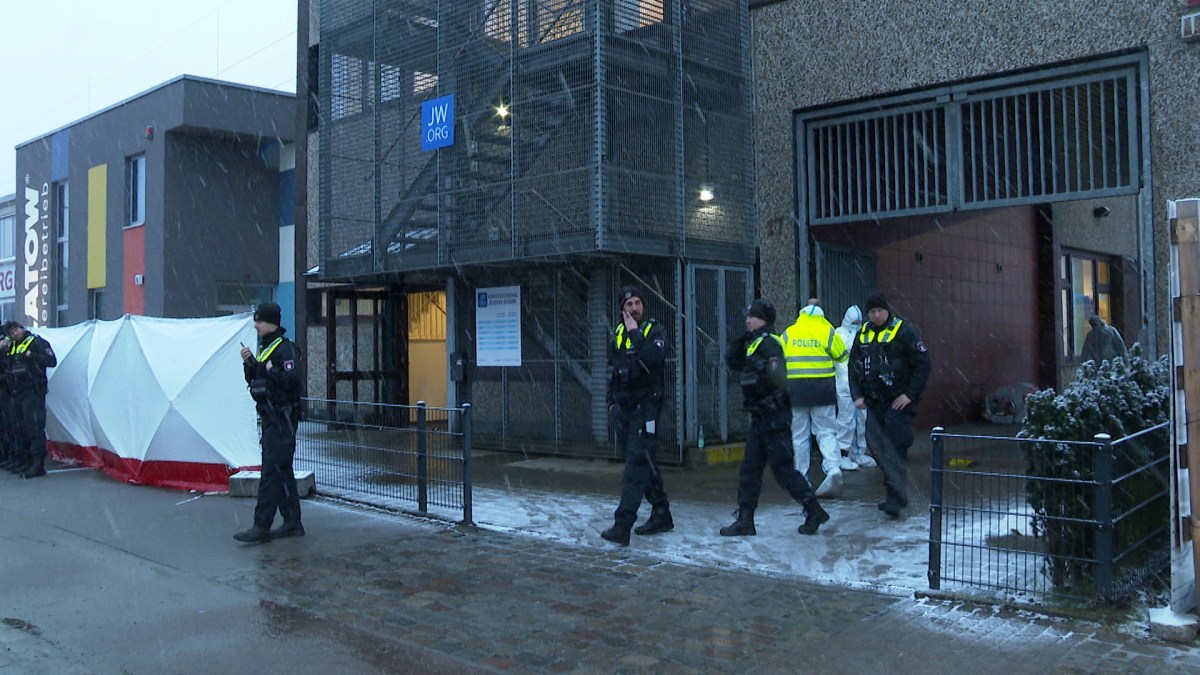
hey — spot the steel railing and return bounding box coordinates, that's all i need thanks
[294,398,473,525]
[928,422,1169,604]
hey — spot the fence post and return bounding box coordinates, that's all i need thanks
[461,403,473,526]
[1092,433,1114,603]
[417,401,428,513]
[928,426,945,590]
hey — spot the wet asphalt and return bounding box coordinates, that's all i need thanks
[2,444,1200,674]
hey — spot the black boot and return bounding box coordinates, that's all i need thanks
[270,522,305,538]
[798,499,829,535]
[600,523,631,547]
[633,505,674,536]
[20,461,46,479]
[719,508,756,536]
[233,527,272,544]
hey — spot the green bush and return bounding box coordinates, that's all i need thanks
[1018,345,1170,593]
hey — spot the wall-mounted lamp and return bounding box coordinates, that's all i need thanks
[144,126,155,141]
[1093,206,1111,218]
[698,184,715,202]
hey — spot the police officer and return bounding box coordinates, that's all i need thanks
[0,321,57,478]
[234,303,305,543]
[721,300,829,537]
[849,292,931,518]
[601,285,673,546]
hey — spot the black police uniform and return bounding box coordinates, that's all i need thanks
[604,315,672,542]
[723,324,827,536]
[242,327,304,537]
[848,313,931,514]
[5,331,57,477]
[0,354,15,469]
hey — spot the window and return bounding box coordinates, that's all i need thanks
[56,182,69,318]
[216,282,274,315]
[0,212,14,260]
[128,154,146,226]
[89,289,104,320]
[1060,251,1117,360]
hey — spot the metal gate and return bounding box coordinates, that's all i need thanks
[686,264,751,446]
[815,243,877,321]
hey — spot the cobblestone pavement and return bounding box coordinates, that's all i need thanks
[211,526,1200,674]
[4,469,1200,673]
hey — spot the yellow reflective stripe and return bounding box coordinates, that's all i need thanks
[9,335,35,356]
[614,322,653,350]
[748,333,785,357]
[859,319,903,344]
[257,337,284,363]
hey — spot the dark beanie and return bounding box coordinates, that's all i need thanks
[746,299,776,325]
[254,302,282,326]
[864,291,890,313]
[619,285,645,304]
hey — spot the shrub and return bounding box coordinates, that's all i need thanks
[1018,345,1170,593]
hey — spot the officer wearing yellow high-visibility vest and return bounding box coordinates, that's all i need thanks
[234,303,305,544]
[720,300,828,537]
[849,291,930,518]
[780,304,848,497]
[601,285,673,547]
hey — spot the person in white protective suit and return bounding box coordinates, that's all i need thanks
[834,305,876,470]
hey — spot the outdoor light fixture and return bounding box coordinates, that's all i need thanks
[1093,206,1111,218]
[698,185,715,202]
[495,102,509,119]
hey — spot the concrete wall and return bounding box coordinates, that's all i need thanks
[162,133,280,318]
[751,0,1200,351]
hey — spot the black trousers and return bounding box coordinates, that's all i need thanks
[10,388,47,468]
[253,415,302,530]
[613,401,668,528]
[737,406,816,509]
[864,400,916,503]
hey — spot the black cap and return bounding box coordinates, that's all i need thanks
[619,285,645,304]
[2,321,23,335]
[746,299,776,325]
[864,291,890,313]
[253,303,282,326]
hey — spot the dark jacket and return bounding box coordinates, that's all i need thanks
[724,325,789,414]
[6,332,57,395]
[1080,321,1127,363]
[607,318,670,410]
[848,314,931,407]
[243,328,303,418]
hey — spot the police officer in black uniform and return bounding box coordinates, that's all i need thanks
[720,300,829,537]
[0,350,14,471]
[0,321,57,478]
[601,285,673,546]
[849,291,931,518]
[234,303,305,543]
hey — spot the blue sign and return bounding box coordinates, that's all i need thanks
[421,94,454,151]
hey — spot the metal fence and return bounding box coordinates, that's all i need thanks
[928,422,1170,604]
[294,398,473,525]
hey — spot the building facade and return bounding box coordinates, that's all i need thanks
[751,0,1200,427]
[301,1,756,458]
[14,77,295,329]
[0,193,16,322]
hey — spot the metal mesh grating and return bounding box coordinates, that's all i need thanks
[318,0,754,279]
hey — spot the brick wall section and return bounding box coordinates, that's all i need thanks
[815,206,1040,426]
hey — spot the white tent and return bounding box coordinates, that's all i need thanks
[40,314,261,491]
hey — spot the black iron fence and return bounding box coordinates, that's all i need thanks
[928,422,1170,604]
[294,398,473,525]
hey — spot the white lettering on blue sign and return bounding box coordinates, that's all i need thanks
[422,94,455,151]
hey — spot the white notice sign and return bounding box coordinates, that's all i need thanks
[475,286,521,367]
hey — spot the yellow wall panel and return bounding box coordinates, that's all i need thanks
[87,165,106,288]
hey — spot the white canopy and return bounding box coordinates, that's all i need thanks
[40,314,261,491]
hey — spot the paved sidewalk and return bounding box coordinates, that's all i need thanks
[3,468,1199,673]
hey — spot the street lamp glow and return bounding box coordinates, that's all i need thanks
[698,185,715,202]
[496,103,510,119]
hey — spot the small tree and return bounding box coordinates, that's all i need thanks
[1018,345,1170,592]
